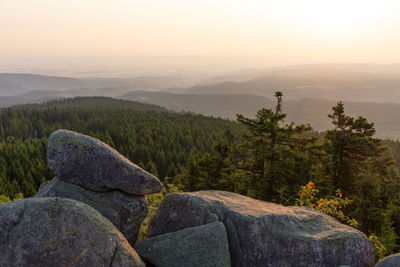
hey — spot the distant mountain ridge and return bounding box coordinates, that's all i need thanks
[199,63,400,85]
[0,73,187,96]
[184,71,400,102]
[0,73,81,96]
[4,64,400,102]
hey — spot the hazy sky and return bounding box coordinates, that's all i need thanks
[1,0,400,65]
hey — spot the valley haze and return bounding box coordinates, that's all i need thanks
[2,63,400,139]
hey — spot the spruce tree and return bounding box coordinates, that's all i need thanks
[236,92,315,203]
[325,102,384,195]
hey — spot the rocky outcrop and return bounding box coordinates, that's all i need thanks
[136,221,231,267]
[35,177,148,245]
[147,190,375,267]
[0,197,145,267]
[376,253,400,267]
[47,129,162,195]
[34,129,163,245]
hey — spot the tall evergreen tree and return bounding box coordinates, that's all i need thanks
[236,92,315,203]
[324,102,385,195]
[324,102,400,252]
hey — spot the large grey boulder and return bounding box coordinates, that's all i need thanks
[376,253,400,267]
[148,190,375,267]
[0,197,145,267]
[47,129,162,195]
[136,221,231,267]
[35,177,148,245]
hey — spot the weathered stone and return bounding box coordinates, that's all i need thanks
[0,197,145,267]
[148,190,374,267]
[376,253,400,267]
[35,177,148,245]
[136,221,231,267]
[47,129,162,195]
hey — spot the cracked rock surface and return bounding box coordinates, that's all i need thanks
[147,190,374,267]
[0,197,145,267]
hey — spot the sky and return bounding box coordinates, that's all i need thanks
[1,0,400,69]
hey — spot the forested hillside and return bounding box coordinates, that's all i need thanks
[0,97,241,199]
[12,96,167,111]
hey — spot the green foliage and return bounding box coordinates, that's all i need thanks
[369,234,387,261]
[0,195,11,204]
[0,192,24,204]
[0,137,49,198]
[177,130,246,193]
[324,101,386,196]
[235,92,320,203]
[296,181,358,228]
[136,181,181,243]
[323,102,400,256]
[297,181,392,262]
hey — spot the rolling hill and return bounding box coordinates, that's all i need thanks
[11,96,167,112]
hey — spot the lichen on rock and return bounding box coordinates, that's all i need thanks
[0,197,145,267]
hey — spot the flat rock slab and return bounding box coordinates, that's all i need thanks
[136,221,231,267]
[35,177,148,245]
[47,129,162,195]
[376,253,400,267]
[0,197,145,267]
[148,190,374,267]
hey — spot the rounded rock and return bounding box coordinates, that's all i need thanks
[136,221,231,267]
[47,129,162,195]
[376,253,400,267]
[0,197,145,266]
[148,190,375,267]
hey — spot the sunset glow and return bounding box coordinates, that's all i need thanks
[0,0,399,63]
